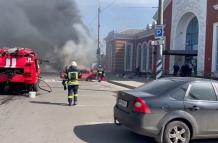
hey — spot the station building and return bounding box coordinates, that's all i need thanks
[105,0,218,77]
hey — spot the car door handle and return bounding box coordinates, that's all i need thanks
[187,106,200,111]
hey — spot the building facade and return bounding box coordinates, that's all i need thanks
[105,0,218,77]
[105,29,154,74]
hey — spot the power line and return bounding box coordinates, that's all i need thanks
[101,0,117,12]
[87,0,117,26]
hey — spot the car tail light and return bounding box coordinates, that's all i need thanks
[133,97,151,113]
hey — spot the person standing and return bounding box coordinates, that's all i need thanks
[173,63,180,76]
[97,65,104,82]
[188,63,193,76]
[65,61,80,106]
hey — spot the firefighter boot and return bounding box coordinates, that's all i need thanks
[68,98,72,106]
[73,96,77,105]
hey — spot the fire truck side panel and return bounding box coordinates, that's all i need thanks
[0,48,40,87]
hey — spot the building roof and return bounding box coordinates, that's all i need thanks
[104,28,154,42]
[119,29,145,35]
[104,29,144,42]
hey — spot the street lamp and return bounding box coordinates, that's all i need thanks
[97,0,101,65]
[155,0,164,79]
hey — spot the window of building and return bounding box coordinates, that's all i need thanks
[108,43,113,72]
[136,44,141,70]
[125,43,133,71]
[216,27,218,71]
[141,43,149,72]
[186,82,217,101]
[186,17,199,51]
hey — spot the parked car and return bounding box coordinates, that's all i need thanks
[79,69,96,81]
[114,77,218,143]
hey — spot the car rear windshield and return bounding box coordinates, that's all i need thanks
[135,79,181,96]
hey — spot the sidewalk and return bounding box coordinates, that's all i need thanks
[106,74,152,89]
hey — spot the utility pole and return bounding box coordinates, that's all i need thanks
[97,0,101,65]
[155,0,164,79]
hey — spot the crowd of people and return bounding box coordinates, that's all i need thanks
[173,63,194,77]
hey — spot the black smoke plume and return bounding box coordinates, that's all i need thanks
[0,0,96,71]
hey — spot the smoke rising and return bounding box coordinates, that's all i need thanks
[57,24,96,67]
[0,0,96,70]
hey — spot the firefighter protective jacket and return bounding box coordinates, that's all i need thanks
[66,66,80,85]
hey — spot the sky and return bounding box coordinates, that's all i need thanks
[75,0,158,50]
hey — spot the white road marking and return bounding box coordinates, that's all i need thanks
[43,79,62,83]
[82,121,113,125]
[73,105,112,107]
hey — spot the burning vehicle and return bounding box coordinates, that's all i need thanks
[0,48,40,92]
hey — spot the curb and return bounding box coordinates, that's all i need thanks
[107,80,136,89]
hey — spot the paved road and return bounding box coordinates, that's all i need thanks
[0,75,217,143]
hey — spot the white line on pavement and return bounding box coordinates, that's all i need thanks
[72,105,112,107]
[82,121,113,125]
[43,79,62,83]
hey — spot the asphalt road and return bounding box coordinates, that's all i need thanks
[0,75,217,143]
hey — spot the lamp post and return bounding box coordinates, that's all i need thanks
[155,0,164,79]
[97,0,101,65]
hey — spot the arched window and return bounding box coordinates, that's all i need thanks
[213,23,218,72]
[125,43,133,71]
[136,44,142,69]
[141,43,149,72]
[216,27,218,71]
[186,17,199,50]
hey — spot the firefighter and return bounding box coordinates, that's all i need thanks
[97,65,105,82]
[65,61,80,106]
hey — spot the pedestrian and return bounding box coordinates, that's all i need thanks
[184,63,190,77]
[97,65,104,82]
[188,63,193,76]
[173,63,180,76]
[64,61,80,106]
[180,64,185,77]
[135,66,140,76]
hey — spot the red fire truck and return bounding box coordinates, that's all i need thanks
[0,48,40,92]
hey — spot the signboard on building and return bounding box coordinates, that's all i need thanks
[151,39,165,46]
[154,25,164,39]
[213,4,218,10]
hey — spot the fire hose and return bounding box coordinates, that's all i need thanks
[38,78,52,93]
[0,71,52,93]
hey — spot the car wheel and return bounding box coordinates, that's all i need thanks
[0,85,4,93]
[163,121,190,143]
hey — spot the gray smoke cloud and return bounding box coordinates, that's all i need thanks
[0,0,96,71]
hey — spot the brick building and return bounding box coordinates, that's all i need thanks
[105,28,154,74]
[105,0,218,77]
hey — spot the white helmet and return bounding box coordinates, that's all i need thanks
[71,61,77,67]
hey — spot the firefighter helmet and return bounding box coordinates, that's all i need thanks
[71,61,77,67]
